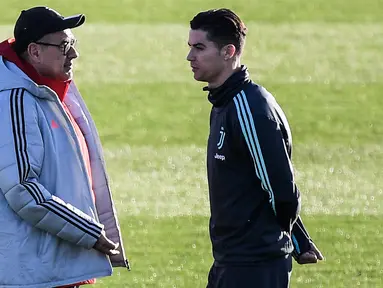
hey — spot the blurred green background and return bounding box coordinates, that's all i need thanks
[2,0,383,287]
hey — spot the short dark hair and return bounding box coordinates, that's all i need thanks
[190,8,247,54]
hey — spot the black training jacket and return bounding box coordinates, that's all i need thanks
[206,65,312,265]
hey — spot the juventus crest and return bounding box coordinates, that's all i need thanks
[217,126,226,150]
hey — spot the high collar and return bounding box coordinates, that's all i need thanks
[205,65,250,107]
[0,38,70,102]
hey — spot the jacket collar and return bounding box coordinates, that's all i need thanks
[0,38,70,102]
[205,65,250,107]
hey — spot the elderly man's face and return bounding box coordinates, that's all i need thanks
[33,29,79,81]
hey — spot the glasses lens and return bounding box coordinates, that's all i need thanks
[62,39,76,55]
[63,42,70,54]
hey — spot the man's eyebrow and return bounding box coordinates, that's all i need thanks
[59,37,76,43]
[188,42,206,47]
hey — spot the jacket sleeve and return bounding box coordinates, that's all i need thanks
[233,99,300,233]
[0,89,102,249]
[291,216,314,260]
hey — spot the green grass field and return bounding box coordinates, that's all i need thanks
[2,0,383,287]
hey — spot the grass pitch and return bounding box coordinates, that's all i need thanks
[2,0,383,287]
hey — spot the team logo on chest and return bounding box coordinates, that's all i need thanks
[217,126,226,150]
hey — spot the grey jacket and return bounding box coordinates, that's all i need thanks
[0,56,129,287]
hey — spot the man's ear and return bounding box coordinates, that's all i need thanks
[26,43,41,63]
[221,44,236,60]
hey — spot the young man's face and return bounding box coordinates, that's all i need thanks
[187,29,226,84]
[33,29,79,81]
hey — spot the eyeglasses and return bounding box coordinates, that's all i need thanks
[35,38,77,56]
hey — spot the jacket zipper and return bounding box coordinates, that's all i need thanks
[52,96,95,209]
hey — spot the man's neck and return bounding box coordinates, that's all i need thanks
[208,62,241,89]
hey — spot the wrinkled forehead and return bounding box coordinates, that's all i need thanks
[43,29,75,42]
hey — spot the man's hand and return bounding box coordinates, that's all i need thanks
[93,230,120,256]
[297,241,324,264]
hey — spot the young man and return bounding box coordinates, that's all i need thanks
[0,6,129,288]
[187,9,323,288]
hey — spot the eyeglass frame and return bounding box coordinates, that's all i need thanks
[34,38,77,56]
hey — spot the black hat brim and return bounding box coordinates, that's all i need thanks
[61,14,86,30]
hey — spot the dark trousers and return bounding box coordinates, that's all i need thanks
[207,255,292,288]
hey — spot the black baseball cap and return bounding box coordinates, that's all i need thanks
[13,6,85,54]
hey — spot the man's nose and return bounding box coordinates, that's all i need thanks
[186,50,194,61]
[68,46,79,59]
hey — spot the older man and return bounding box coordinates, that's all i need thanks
[0,6,129,288]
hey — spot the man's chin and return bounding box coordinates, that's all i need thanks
[60,71,73,81]
[193,73,206,82]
